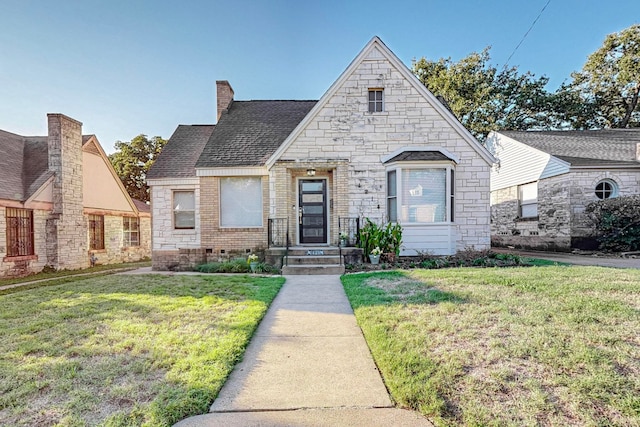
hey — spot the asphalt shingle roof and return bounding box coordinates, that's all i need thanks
[196,100,317,168]
[147,125,215,179]
[384,151,455,163]
[0,130,54,201]
[501,129,640,166]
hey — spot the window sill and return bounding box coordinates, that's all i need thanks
[89,249,107,253]
[515,216,539,222]
[219,227,265,231]
[3,255,38,262]
[173,229,196,234]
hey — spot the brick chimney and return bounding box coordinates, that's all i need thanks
[216,80,234,122]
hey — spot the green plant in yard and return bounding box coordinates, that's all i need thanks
[0,274,284,426]
[342,267,640,426]
[357,218,403,257]
[586,194,640,251]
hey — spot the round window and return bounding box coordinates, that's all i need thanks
[595,179,618,199]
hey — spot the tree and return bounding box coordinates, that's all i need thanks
[563,24,640,129]
[109,134,167,202]
[412,48,555,140]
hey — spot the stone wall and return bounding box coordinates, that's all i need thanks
[88,214,151,266]
[490,169,640,250]
[276,52,492,253]
[46,114,88,270]
[150,182,201,251]
[0,208,51,277]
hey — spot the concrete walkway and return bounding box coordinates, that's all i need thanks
[174,275,432,427]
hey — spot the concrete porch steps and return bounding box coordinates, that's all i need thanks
[281,247,345,275]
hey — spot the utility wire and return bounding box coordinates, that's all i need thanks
[503,0,551,68]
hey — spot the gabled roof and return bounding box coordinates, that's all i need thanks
[195,100,317,168]
[500,129,640,166]
[147,124,215,179]
[266,36,496,167]
[0,130,52,202]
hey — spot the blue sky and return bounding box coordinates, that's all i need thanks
[1,0,639,154]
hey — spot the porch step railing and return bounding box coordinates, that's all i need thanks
[268,217,290,266]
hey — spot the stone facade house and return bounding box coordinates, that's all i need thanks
[147,37,494,271]
[0,113,151,277]
[488,129,640,251]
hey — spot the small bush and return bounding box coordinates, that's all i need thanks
[586,195,640,252]
[196,260,280,274]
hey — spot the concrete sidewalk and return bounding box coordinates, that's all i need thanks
[174,275,432,427]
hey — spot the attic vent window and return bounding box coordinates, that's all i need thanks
[595,179,618,199]
[368,89,383,112]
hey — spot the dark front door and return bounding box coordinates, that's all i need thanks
[299,179,327,244]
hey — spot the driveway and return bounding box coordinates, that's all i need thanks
[493,248,640,269]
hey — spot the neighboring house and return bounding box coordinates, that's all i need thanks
[488,129,640,251]
[147,37,495,271]
[0,113,151,277]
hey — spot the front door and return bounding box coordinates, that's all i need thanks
[298,179,327,244]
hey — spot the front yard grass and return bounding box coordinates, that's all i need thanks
[343,267,640,426]
[0,273,283,426]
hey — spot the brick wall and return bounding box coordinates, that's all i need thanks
[200,176,269,254]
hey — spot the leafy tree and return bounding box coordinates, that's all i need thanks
[109,134,167,202]
[563,24,640,128]
[412,48,555,140]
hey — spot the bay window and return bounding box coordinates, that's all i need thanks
[220,177,263,227]
[386,165,455,224]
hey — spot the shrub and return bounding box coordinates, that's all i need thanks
[358,218,403,256]
[586,195,640,252]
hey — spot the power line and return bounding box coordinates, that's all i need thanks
[503,0,551,68]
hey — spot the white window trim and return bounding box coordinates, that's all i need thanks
[386,161,456,225]
[219,177,264,228]
[368,88,384,113]
[173,190,196,230]
[518,182,538,218]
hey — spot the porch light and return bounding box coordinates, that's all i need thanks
[306,168,316,176]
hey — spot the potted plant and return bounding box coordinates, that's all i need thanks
[339,231,348,247]
[369,246,382,265]
[247,254,259,272]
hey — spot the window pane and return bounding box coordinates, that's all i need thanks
[175,211,195,228]
[520,182,537,203]
[521,203,538,218]
[401,169,446,223]
[387,170,396,197]
[220,177,262,227]
[174,191,195,210]
[388,197,397,222]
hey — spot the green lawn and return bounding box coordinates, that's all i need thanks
[0,273,283,426]
[343,267,640,427]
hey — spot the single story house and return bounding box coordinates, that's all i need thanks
[0,113,151,277]
[488,129,640,250]
[147,37,494,271]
